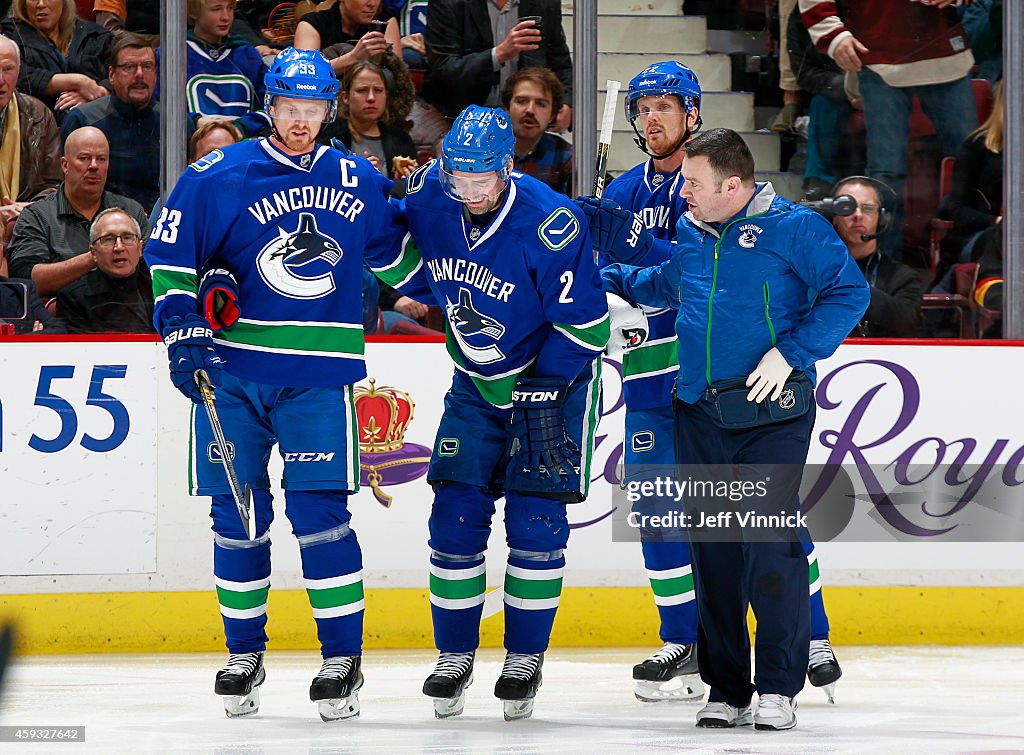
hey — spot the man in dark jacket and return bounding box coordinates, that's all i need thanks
[56,207,154,334]
[832,177,923,337]
[59,34,170,212]
[422,0,572,127]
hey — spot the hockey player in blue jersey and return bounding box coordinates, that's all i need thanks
[146,48,405,722]
[370,105,609,721]
[581,62,842,704]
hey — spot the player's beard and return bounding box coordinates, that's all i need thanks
[272,120,320,155]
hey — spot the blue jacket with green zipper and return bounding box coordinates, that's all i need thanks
[601,182,870,404]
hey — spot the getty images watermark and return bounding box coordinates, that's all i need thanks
[609,464,1024,543]
[612,465,809,543]
[624,476,808,532]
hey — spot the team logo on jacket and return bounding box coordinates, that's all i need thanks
[737,223,763,249]
[446,287,506,365]
[256,212,344,298]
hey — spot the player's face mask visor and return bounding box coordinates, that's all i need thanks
[630,95,690,127]
[439,167,506,205]
[270,98,331,124]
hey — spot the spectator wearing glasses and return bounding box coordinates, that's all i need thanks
[831,177,922,338]
[0,0,112,117]
[60,34,173,212]
[6,126,149,298]
[55,206,154,333]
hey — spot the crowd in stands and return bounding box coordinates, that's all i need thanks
[0,0,1007,339]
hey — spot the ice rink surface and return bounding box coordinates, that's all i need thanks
[1,646,1023,754]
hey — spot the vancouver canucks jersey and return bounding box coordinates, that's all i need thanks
[156,36,271,136]
[147,138,404,387]
[603,160,688,411]
[374,162,609,409]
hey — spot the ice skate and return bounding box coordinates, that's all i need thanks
[214,652,265,718]
[422,651,474,718]
[632,642,704,702]
[754,693,797,730]
[309,656,363,722]
[807,638,842,703]
[494,652,543,721]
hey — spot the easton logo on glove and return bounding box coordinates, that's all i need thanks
[511,388,564,405]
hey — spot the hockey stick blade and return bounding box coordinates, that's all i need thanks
[195,370,255,540]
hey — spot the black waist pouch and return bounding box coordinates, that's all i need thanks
[695,371,813,430]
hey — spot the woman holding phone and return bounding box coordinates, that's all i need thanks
[294,0,401,75]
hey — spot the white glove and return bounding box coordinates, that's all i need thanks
[605,292,649,357]
[745,346,793,402]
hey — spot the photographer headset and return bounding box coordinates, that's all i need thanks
[801,175,897,242]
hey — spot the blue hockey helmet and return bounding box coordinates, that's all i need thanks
[439,105,516,203]
[625,61,702,156]
[264,47,339,122]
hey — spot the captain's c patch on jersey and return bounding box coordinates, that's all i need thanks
[538,207,580,251]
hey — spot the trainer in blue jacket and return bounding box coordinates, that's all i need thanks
[583,128,868,732]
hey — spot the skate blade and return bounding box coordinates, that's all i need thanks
[502,699,534,721]
[317,693,360,722]
[222,688,260,718]
[822,682,836,704]
[432,690,467,719]
[634,675,705,703]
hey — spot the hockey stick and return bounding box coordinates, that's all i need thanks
[195,370,255,540]
[591,80,621,262]
[593,79,621,201]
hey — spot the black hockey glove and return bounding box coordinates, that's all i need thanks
[576,195,652,265]
[510,377,581,479]
[199,268,240,331]
[162,314,223,403]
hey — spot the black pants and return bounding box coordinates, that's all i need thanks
[674,398,813,707]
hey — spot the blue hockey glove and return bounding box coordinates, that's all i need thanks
[199,268,240,331]
[510,377,581,480]
[576,195,652,264]
[162,314,223,403]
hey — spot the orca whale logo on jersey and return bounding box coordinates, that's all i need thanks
[256,212,344,299]
[738,229,758,248]
[446,287,506,364]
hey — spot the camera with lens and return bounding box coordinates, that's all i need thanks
[799,194,858,220]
